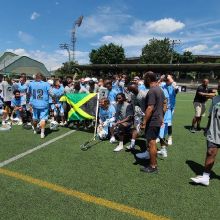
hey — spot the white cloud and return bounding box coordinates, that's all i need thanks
[184,44,208,53]
[6,48,89,70]
[99,34,153,47]
[79,6,132,35]
[30,12,40,20]
[212,44,220,50]
[131,18,185,34]
[18,31,34,44]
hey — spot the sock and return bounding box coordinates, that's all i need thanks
[161,146,166,150]
[202,172,210,179]
[131,139,135,145]
[41,128,45,134]
[119,141,123,147]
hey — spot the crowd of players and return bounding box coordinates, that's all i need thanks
[0,71,219,180]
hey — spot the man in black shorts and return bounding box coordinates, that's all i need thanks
[138,71,165,174]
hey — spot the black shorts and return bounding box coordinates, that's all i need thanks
[145,126,160,141]
[207,140,220,148]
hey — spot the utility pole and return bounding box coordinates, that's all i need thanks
[170,40,181,64]
[59,43,71,62]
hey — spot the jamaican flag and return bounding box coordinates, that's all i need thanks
[60,93,98,121]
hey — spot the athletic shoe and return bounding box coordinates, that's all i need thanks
[113,145,123,152]
[190,175,209,186]
[32,126,37,134]
[157,148,167,158]
[140,166,158,174]
[18,120,23,125]
[126,142,135,150]
[167,136,172,145]
[2,121,6,126]
[110,136,117,143]
[41,133,45,139]
[59,122,65,126]
[136,151,150,159]
[156,138,160,143]
[190,127,196,133]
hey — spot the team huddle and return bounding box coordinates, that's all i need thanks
[0,71,219,179]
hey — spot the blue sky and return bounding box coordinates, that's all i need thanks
[0,0,220,70]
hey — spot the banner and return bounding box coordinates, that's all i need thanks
[60,93,98,121]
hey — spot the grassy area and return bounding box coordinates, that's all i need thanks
[0,93,220,220]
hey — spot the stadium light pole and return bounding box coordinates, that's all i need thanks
[71,15,83,62]
[59,43,71,62]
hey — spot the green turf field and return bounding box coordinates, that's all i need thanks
[0,93,220,220]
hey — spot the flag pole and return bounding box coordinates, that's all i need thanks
[93,93,100,140]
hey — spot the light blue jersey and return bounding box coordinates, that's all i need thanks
[52,86,64,104]
[11,96,26,107]
[161,83,176,110]
[138,84,147,91]
[99,105,116,123]
[107,89,119,105]
[17,82,28,95]
[28,81,51,109]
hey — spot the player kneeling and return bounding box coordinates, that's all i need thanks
[97,98,116,140]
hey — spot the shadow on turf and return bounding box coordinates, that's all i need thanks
[184,125,205,132]
[186,160,220,182]
[125,139,151,167]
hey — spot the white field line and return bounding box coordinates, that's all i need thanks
[0,130,76,167]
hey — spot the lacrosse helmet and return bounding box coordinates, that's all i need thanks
[97,125,108,140]
[50,121,59,130]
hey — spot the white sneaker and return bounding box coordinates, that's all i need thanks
[157,148,167,158]
[113,145,123,152]
[156,138,160,143]
[18,120,23,125]
[168,136,172,145]
[59,122,65,126]
[136,151,150,159]
[190,175,209,186]
[126,142,135,150]
[2,121,6,126]
[110,136,117,143]
[33,130,37,134]
[41,133,45,139]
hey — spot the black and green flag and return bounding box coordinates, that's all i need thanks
[60,93,98,121]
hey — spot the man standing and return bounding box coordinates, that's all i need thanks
[191,82,220,186]
[190,79,212,133]
[139,71,165,174]
[28,72,52,138]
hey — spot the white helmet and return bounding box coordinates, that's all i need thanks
[50,121,59,130]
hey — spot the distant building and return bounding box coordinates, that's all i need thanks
[0,52,49,77]
[124,55,220,64]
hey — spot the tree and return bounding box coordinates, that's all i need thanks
[55,61,79,77]
[179,51,196,63]
[140,38,174,64]
[89,43,125,64]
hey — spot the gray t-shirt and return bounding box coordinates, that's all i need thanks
[207,95,220,144]
[131,90,148,113]
[115,102,134,122]
[145,86,165,127]
[64,85,75,94]
[1,81,13,102]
